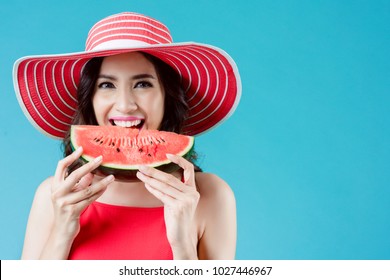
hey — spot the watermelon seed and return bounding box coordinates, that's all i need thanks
[139,148,143,153]
[147,153,152,157]
[116,148,120,152]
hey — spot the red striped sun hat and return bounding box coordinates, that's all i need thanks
[13,12,241,139]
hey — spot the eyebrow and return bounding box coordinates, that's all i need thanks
[98,73,157,80]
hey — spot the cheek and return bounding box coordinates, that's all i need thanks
[142,94,164,127]
[151,95,165,119]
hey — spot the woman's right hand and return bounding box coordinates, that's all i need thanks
[51,147,114,242]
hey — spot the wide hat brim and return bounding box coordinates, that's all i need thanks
[13,42,241,139]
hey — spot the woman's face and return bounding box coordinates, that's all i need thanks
[92,52,165,130]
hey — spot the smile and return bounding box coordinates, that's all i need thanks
[109,117,145,129]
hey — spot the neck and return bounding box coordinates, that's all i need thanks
[94,176,163,207]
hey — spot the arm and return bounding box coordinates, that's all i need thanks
[196,173,237,259]
[21,148,114,259]
[22,176,88,259]
[21,177,55,259]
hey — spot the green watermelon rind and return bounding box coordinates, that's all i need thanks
[84,145,194,182]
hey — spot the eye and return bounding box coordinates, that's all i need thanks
[98,82,115,89]
[134,81,153,89]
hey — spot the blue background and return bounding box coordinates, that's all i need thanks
[1,0,389,259]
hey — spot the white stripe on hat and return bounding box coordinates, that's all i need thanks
[184,46,238,132]
[159,52,192,93]
[87,18,172,50]
[184,48,223,120]
[25,61,68,134]
[91,38,153,51]
[88,13,172,43]
[52,61,77,112]
[169,51,202,103]
[87,23,171,48]
[61,60,78,103]
[43,62,75,119]
[34,62,72,126]
[178,49,212,108]
[71,59,82,90]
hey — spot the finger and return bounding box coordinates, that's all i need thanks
[65,155,103,189]
[166,154,195,187]
[71,173,94,192]
[144,183,176,205]
[72,185,107,214]
[53,155,103,197]
[138,165,183,191]
[54,147,84,182]
[136,171,184,199]
[64,175,115,206]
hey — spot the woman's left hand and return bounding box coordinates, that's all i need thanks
[136,154,199,259]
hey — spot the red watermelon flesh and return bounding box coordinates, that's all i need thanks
[70,125,194,180]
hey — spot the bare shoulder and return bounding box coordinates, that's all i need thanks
[195,172,235,203]
[194,172,236,224]
[34,176,54,202]
[27,176,54,223]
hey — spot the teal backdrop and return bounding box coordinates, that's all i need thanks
[1,0,389,259]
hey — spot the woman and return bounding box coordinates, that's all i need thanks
[14,12,241,260]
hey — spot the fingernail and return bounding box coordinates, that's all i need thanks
[166,153,174,159]
[94,155,103,163]
[75,146,83,153]
[138,165,147,172]
[105,175,115,183]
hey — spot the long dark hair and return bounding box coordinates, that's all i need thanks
[62,52,201,172]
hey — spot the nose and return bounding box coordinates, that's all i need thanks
[114,88,138,113]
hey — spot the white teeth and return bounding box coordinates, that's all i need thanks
[113,119,142,128]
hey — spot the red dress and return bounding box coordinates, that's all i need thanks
[68,201,173,260]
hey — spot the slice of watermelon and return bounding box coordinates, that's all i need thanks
[70,125,194,181]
